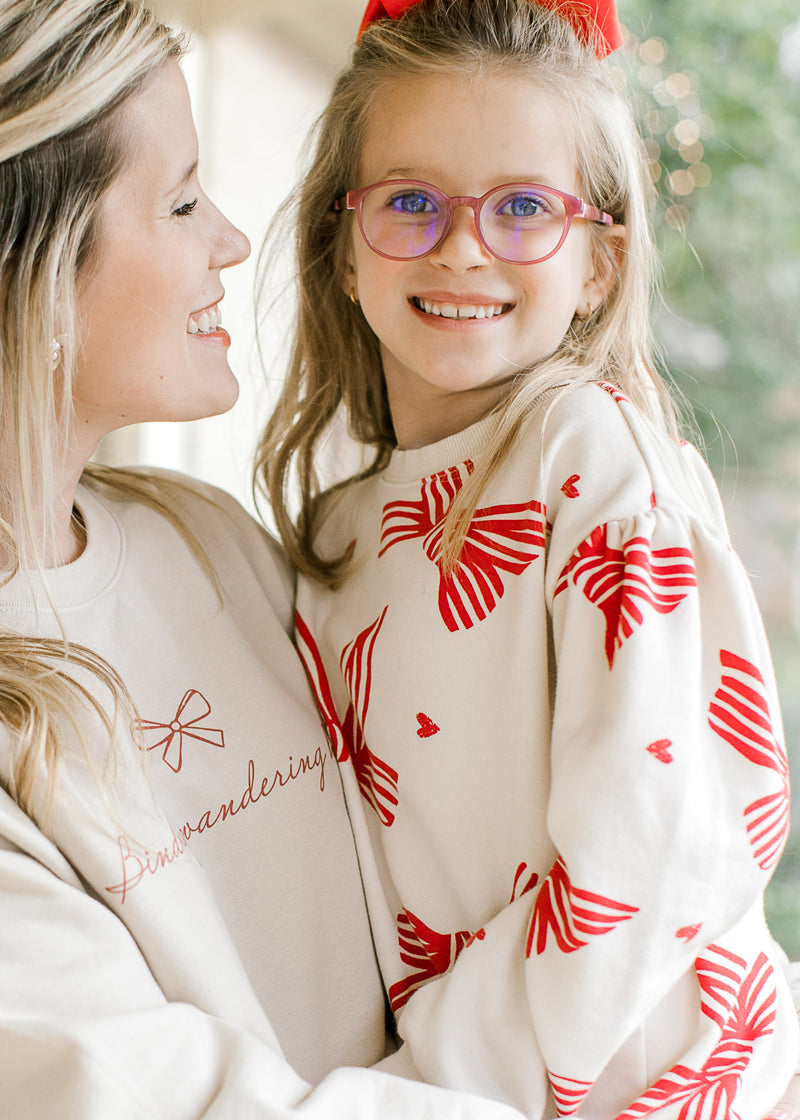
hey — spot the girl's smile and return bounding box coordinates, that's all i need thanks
[409,292,515,326]
[347,70,612,449]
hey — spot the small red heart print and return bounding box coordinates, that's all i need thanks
[464,927,486,949]
[647,739,673,764]
[416,712,440,738]
[675,923,702,942]
[561,474,580,499]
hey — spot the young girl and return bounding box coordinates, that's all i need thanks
[258,0,800,1115]
[0,3,534,1117]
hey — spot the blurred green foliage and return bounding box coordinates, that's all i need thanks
[617,0,800,955]
[618,0,800,473]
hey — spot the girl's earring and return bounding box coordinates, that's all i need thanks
[582,302,594,319]
[50,338,63,365]
[349,290,359,306]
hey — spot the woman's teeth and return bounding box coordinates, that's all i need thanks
[187,302,222,335]
[413,297,509,320]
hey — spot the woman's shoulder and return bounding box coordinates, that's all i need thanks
[83,466,266,542]
[84,465,244,518]
[82,467,296,628]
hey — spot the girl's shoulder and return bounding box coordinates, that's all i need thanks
[525,381,726,537]
[537,380,666,456]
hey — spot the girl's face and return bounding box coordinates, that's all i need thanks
[347,70,612,449]
[73,60,250,455]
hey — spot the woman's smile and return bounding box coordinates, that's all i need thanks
[187,298,231,347]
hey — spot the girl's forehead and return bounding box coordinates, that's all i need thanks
[359,70,581,190]
[368,66,559,112]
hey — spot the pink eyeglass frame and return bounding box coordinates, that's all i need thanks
[333,178,615,264]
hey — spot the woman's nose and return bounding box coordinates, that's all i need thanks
[212,208,251,270]
[429,203,493,270]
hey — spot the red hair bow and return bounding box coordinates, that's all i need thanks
[358,0,623,58]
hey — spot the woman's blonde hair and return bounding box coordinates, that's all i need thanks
[256,0,681,581]
[0,0,186,822]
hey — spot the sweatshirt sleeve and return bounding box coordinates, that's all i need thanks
[394,389,796,1117]
[0,788,528,1120]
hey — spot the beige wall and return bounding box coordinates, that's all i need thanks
[150,0,361,67]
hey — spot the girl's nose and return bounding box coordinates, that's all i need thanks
[429,203,492,271]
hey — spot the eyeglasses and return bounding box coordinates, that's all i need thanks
[333,178,614,265]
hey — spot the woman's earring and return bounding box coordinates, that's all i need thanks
[583,302,594,318]
[50,338,63,365]
[349,290,359,306]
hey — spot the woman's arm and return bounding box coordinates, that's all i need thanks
[0,787,529,1120]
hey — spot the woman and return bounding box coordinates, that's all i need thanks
[0,1,528,1116]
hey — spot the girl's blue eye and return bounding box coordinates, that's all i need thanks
[388,191,437,215]
[498,193,548,219]
[173,198,198,217]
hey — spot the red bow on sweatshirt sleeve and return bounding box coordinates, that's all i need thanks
[357,0,623,58]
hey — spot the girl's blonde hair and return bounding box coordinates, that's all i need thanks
[0,0,186,822]
[256,0,681,581]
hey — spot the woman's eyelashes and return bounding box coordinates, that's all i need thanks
[172,197,198,218]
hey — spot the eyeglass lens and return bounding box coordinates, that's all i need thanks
[359,182,569,263]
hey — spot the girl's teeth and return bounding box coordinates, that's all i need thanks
[416,298,506,320]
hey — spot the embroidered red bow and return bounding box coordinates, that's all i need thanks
[358,0,623,58]
[134,689,225,774]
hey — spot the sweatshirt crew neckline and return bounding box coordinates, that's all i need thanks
[382,414,499,485]
[0,481,124,614]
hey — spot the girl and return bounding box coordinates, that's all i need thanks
[0,2,530,1117]
[258,0,800,1116]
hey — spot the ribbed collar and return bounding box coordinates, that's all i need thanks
[382,413,500,485]
[0,482,124,616]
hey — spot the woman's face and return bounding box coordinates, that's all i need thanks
[73,60,250,451]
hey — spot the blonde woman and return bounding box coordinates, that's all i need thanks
[0,2,538,1116]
